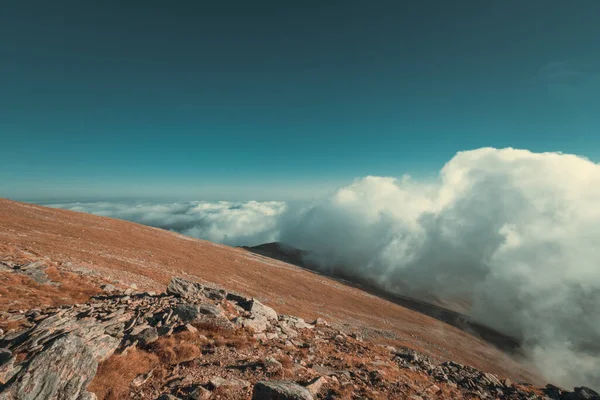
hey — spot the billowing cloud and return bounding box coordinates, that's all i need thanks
[47,147,600,389]
[280,147,600,389]
[47,200,286,246]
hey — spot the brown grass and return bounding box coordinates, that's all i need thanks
[0,269,101,331]
[149,333,202,365]
[89,349,159,400]
[0,269,100,312]
[192,321,256,350]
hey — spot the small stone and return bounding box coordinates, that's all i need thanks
[264,356,283,371]
[313,318,328,326]
[137,327,159,345]
[189,385,211,399]
[184,324,198,333]
[132,370,153,387]
[100,283,116,292]
[210,376,251,389]
[305,376,327,396]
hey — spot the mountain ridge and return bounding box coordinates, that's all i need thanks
[0,197,567,398]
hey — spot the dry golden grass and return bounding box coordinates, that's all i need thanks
[149,334,202,365]
[89,349,160,400]
[0,268,102,331]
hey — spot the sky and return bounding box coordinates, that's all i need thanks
[1,0,599,201]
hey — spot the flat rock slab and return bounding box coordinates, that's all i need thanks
[252,381,313,400]
[0,334,97,400]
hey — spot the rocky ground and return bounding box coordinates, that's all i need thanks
[0,270,598,399]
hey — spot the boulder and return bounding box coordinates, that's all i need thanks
[252,381,313,400]
[240,316,270,333]
[241,299,278,321]
[173,304,200,323]
[198,303,222,317]
[166,277,204,298]
[0,334,97,400]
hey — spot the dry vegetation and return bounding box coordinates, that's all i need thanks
[90,321,260,400]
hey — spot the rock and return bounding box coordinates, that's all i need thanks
[0,348,11,366]
[313,318,328,327]
[254,333,267,340]
[132,370,153,387]
[564,387,600,400]
[280,316,313,330]
[210,376,251,389]
[189,385,211,399]
[252,381,313,400]
[173,304,200,323]
[226,292,251,304]
[305,376,327,396]
[241,299,278,321]
[0,349,18,384]
[203,287,226,300]
[241,316,270,333]
[137,327,159,345]
[156,395,181,400]
[184,323,198,333]
[157,326,174,337]
[279,323,298,338]
[0,334,97,400]
[100,283,116,292]
[264,356,283,371]
[198,303,222,317]
[167,277,204,298]
[130,323,151,336]
[14,261,51,284]
[481,372,502,387]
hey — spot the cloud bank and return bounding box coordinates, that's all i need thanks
[48,147,600,389]
[47,200,285,247]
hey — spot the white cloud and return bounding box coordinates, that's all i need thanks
[47,147,600,389]
[47,200,286,246]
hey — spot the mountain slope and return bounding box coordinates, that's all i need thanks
[0,198,537,384]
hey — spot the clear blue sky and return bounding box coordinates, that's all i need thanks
[1,1,599,201]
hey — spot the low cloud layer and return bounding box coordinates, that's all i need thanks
[48,147,600,389]
[47,200,285,247]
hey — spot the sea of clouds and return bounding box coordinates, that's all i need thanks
[47,147,600,389]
